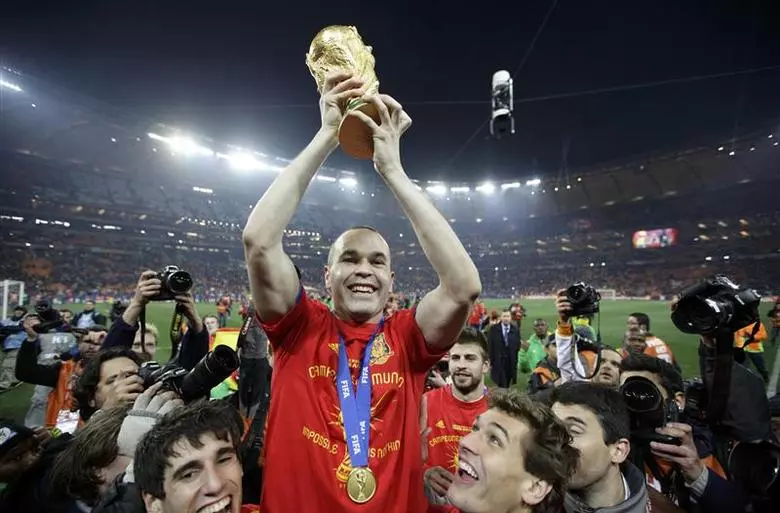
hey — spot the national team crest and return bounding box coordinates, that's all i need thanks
[369,333,393,365]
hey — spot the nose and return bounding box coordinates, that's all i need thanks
[201,464,226,496]
[459,431,479,457]
[354,258,373,276]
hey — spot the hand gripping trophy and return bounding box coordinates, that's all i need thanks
[306,25,381,160]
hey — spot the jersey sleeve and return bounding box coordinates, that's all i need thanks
[257,289,328,355]
[391,307,449,374]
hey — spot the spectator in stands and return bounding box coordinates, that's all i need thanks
[467,299,486,330]
[0,305,27,392]
[73,301,107,330]
[626,313,676,366]
[620,353,748,511]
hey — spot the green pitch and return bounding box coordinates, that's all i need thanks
[1,299,776,423]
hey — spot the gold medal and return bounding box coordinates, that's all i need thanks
[346,467,377,504]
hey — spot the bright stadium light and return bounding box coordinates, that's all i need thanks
[500,182,521,190]
[0,79,22,92]
[339,177,358,188]
[227,152,262,171]
[169,136,214,157]
[450,186,470,193]
[426,184,447,196]
[525,178,541,187]
[475,182,495,194]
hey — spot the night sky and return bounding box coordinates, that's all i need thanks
[1,0,779,181]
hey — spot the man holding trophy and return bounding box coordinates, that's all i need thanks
[243,26,481,513]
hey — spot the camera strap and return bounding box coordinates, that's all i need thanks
[705,329,735,427]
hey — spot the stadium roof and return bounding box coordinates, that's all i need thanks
[1,65,779,219]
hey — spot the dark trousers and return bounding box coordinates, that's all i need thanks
[743,351,769,382]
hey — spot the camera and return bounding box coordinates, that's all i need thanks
[620,375,682,446]
[565,282,601,317]
[671,275,761,335]
[150,265,193,301]
[138,345,239,402]
[490,70,515,138]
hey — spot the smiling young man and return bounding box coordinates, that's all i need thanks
[242,74,481,513]
[445,388,578,513]
[135,399,246,513]
[420,328,489,511]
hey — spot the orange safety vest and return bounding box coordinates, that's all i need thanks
[45,360,85,433]
[734,322,767,353]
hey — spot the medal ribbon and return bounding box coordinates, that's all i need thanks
[337,318,384,469]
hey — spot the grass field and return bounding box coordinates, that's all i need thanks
[1,298,777,423]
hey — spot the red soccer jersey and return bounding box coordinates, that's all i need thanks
[423,385,487,513]
[258,293,446,513]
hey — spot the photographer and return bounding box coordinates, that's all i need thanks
[16,312,106,432]
[620,353,748,512]
[0,305,27,392]
[102,270,208,371]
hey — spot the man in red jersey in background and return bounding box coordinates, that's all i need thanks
[242,73,482,513]
[420,327,489,511]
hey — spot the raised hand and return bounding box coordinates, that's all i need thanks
[132,270,162,306]
[347,94,412,175]
[319,73,366,136]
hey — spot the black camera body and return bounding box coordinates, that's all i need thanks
[671,275,761,335]
[150,265,193,302]
[621,375,682,446]
[565,282,601,317]
[138,345,239,402]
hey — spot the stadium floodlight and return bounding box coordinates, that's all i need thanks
[476,182,496,195]
[450,186,470,193]
[500,182,521,190]
[0,79,22,92]
[426,184,447,196]
[525,178,541,187]
[339,177,358,188]
[316,175,337,183]
[169,136,214,157]
[227,152,262,171]
[490,70,514,138]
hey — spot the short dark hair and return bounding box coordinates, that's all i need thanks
[327,225,385,266]
[629,312,650,331]
[621,353,684,396]
[600,345,622,357]
[47,405,130,506]
[454,327,489,359]
[550,382,631,444]
[135,399,244,499]
[489,388,579,513]
[74,347,142,421]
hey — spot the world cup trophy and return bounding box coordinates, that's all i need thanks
[306,25,380,160]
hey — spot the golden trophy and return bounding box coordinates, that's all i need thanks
[306,25,380,160]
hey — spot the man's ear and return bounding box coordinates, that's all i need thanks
[143,493,164,513]
[323,265,332,294]
[389,271,395,292]
[521,477,553,506]
[610,437,631,465]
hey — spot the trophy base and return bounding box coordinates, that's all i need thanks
[339,101,380,160]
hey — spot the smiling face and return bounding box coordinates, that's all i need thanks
[144,433,242,513]
[325,228,393,324]
[447,409,550,513]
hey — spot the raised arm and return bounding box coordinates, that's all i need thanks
[242,74,366,323]
[349,95,482,350]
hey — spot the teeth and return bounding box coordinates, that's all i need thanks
[350,285,374,294]
[198,497,230,513]
[458,460,478,480]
